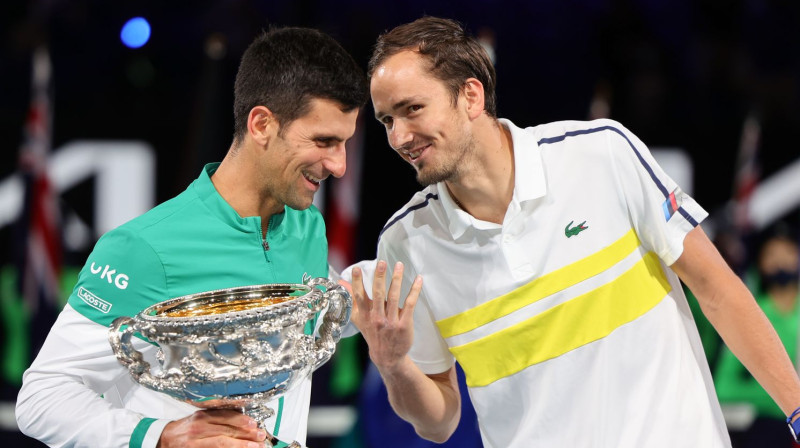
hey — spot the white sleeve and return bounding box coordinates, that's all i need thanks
[376,240,454,375]
[339,259,377,288]
[605,120,708,265]
[15,304,171,448]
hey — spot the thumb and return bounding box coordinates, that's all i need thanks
[337,279,353,295]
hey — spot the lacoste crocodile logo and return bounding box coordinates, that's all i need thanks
[565,220,588,238]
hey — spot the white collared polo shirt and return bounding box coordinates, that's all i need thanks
[377,118,730,448]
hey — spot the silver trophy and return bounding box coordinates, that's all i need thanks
[108,276,351,448]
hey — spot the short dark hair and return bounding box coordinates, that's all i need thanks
[233,27,368,142]
[368,16,497,117]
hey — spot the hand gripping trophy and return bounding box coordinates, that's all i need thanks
[108,276,351,447]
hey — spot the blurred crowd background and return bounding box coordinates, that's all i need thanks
[2,0,800,447]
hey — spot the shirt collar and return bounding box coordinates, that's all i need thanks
[501,118,547,204]
[193,163,285,233]
[439,183,475,238]
[441,119,548,239]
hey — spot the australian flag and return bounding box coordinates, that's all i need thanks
[13,47,62,362]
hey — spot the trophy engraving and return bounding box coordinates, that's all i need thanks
[109,276,351,447]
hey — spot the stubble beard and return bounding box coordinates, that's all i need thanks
[283,178,316,211]
[260,167,315,213]
[415,134,476,187]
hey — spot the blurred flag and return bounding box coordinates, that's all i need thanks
[732,113,761,232]
[13,46,62,362]
[325,115,366,399]
[327,114,365,274]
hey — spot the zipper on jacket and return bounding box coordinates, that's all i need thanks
[261,222,270,251]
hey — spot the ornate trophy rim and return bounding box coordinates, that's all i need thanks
[109,276,351,448]
[137,282,316,325]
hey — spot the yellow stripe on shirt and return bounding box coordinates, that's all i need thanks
[436,229,641,339]
[450,251,671,388]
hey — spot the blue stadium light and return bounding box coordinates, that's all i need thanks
[121,17,151,49]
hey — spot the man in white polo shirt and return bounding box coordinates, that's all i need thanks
[346,16,800,448]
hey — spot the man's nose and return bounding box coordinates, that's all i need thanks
[325,144,347,178]
[388,119,413,151]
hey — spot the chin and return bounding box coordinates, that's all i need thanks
[416,168,453,187]
[287,204,311,211]
[285,196,315,211]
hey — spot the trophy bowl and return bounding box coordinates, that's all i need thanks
[108,276,351,447]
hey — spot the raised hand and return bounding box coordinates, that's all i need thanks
[158,409,268,448]
[350,260,423,370]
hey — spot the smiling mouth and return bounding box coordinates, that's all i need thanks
[303,172,322,186]
[404,144,430,162]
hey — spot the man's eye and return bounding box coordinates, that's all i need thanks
[409,105,422,113]
[381,117,394,127]
[315,138,335,147]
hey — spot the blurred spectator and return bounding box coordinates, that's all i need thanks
[715,223,800,448]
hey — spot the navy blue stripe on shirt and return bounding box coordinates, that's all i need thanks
[537,125,698,225]
[379,193,439,239]
[679,207,699,227]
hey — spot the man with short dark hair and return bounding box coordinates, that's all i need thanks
[348,16,800,448]
[16,27,367,448]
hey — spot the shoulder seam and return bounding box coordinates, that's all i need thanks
[378,193,439,239]
[537,124,699,227]
[109,227,170,298]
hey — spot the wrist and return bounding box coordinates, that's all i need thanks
[134,418,171,448]
[374,355,415,380]
[786,406,800,442]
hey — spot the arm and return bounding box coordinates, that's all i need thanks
[671,226,800,416]
[16,305,163,448]
[351,261,461,442]
[16,229,267,448]
[16,305,266,448]
[714,344,779,411]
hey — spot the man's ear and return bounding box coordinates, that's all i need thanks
[462,78,486,120]
[248,106,278,147]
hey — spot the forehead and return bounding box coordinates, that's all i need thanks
[370,51,447,103]
[287,97,358,136]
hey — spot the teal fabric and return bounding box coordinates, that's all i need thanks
[129,418,157,448]
[67,163,328,325]
[65,163,328,446]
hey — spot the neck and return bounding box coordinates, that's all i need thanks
[211,142,282,224]
[445,118,514,224]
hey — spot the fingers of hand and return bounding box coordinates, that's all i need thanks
[200,409,257,428]
[224,424,267,445]
[400,275,423,323]
[165,410,266,445]
[385,261,405,319]
[351,267,371,316]
[337,279,353,295]
[372,260,388,315]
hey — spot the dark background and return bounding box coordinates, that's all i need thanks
[3,0,799,263]
[2,0,800,446]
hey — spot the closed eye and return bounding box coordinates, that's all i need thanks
[314,137,339,147]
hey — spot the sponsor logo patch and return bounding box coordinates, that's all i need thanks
[78,287,113,314]
[564,220,589,238]
[89,262,130,289]
[662,188,684,221]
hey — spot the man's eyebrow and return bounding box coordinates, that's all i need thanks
[312,134,345,142]
[374,98,415,120]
